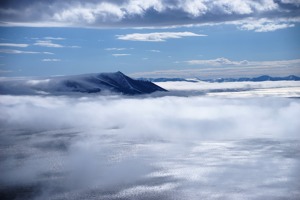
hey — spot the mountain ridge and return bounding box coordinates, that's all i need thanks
[140,75,300,83]
[0,71,167,95]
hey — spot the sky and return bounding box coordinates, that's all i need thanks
[0,0,299,78]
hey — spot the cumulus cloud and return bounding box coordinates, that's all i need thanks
[0,94,299,199]
[117,32,206,42]
[0,49,54,54]
[0,0,298,30]
[0,43,29,47]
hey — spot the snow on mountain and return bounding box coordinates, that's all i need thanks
[0,71,167,95]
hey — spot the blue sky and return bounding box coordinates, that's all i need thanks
[0,0,299,78]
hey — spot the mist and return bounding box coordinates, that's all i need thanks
[0,92,300,199]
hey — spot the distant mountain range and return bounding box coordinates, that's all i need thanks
[202,75,300,82]
[0,71,167,95]
[140,75,300,83]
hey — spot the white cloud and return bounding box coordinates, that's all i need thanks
[43,37,65,40]
[210,0,278,15]
[0,92,299,199]
[53,2,125,24]
[43,52,55,55]
[179,0,208,17]
[0,49,54,54]
[33,40,80,48]
[0,43,29,48]
[0,0,298,31]
[186,57,300,67]
[105,48,127,51]
[132,58,300,79]
[42,59,61,62]
[124,0,164,15]
[34,40,64,48]
[149,50,161,52]
[117,32,206,42]
[68,45,81,48]
[112,53,131,57]
[156,80,300,98]
[237,18,295,32]
[186,57,249,66]
[280,0,300,6]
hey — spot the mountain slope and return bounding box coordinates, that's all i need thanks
[0,71,167,95]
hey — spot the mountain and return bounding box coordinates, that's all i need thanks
[138,75,300,83]
[0,71,167,95]
[201,75,300,82]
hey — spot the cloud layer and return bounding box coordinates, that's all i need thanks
[186,57,300,67]
[132,58,300,79]
[0,94,299,199]
[117,32,206,42]
[0,0,299,30]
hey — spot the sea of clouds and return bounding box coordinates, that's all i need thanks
[0,81,300,199]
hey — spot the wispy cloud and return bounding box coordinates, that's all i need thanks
[0,49,54,54]
[0,70,12,73]
[68,45,81,48]
[149,50,160,53]
[117,32,206,42]
[232,18,297,32]
[186,57,249,66]
[33,40,80,48]
[43,37,65,40]
[34,40,64,48]
[0,43,29,48]
[105,48,127,51]
[112,54,131,57]
[43,52,55,55]
[42,58,61,62]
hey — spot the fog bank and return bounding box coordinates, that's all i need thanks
[0,94,299,199]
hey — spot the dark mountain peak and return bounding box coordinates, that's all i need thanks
[0,72,168,95]
[116,71,124,75]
